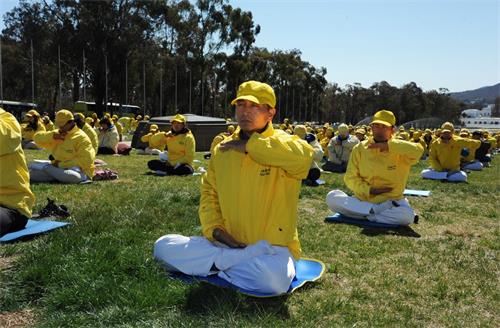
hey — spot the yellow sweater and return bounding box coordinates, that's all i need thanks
[429,137,481,171]
[0,109,35,218]
[345,137,424,204]
[141,132,168,151]
[165,130,196,166]
[34,126,96,178]
[199,124,314,259]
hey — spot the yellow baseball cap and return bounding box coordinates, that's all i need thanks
[149,124,159,132]
[371,109,396,127]
[55,109,74,128]
[441,122,454,133]
[171,114,186,124]
[231,80,276,108]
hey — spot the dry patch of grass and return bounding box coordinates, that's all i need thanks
[0,309,36,328]
[0,255,19,271]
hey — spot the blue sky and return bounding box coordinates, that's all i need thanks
[1,0,498,92]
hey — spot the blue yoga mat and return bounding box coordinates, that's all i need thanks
[0,219,71,243]
[325,213,402,229]
[169,258,325,298]
[403,189,431,197]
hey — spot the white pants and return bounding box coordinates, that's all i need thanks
[153,234,296,294]
[136,147,161,155]
[325,190,415,226]
[29,164,88,184]
[420,168,467,182]
[461,161,483,171]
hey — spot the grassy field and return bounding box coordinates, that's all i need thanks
[1,148,499,327]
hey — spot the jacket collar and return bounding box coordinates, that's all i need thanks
[235,122,274,140]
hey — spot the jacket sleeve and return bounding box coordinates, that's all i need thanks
[33,130,58,149]
[345,136,360,149]
[109,129,119,150]
[141,133,152,143]
[343,144,371,199]
[176,134,196,165]
[388,139,424,165]
[59,136,95,171]
[428,142,443,171]
[199,157,225,240]
[310,139,324,163]
[457,138,481,152]
[0,114,22,156]
[246,132,314,180]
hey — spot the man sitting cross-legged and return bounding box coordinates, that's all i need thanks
[153,81,314,294]
[326,110,424,226]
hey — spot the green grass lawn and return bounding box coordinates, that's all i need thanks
[1,149,499,327]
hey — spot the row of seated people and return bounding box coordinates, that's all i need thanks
[2,80,496,296]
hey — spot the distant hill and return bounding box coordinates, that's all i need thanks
[450,83,500,103]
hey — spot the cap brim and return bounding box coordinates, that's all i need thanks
[230,95,261,106]
[441,129,452,133]
[370,120,393,127]
[171,119,185,123]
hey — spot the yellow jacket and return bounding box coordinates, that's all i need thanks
[141,132,167,151]
[165,130,196,166]
[44,121,55,131]
[429,137,480,171]
[21,120,46,141]
[199,124,314,259]
[82,123,98,152]
[345,137,424,204]
[460,137,482,162]
[210,132,229,153]
[0,109,35,218]
[34,126,96,178]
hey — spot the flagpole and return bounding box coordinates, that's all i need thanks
[58,45,61,108]
[31,39,34,104]
[0,36,3,104]
[83,49,86,101]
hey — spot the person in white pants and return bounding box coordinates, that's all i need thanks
[325,110,424,226]
[154,235,295,294]
[326,190,415,225]
[154,81,314,294]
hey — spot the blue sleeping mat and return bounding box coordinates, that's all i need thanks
[169,258,325,298]
[403,189,431,197]
[325,213,402,229]
[0,219,71,243]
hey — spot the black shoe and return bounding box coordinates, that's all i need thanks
[414,215,419,224]
[303,179,319,187]
[38,198,71,218]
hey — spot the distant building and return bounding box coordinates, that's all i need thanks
[461,104,493,118]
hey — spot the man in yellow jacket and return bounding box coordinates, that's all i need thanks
[326,110,424,226]
[0,108,35,236]
[421,122,480,182]
[154,81,314,294]
[147,114,196,176]
[29,110,95,184]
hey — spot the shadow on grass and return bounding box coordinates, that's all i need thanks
[360,226,421,238]
[182,283,291,319]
